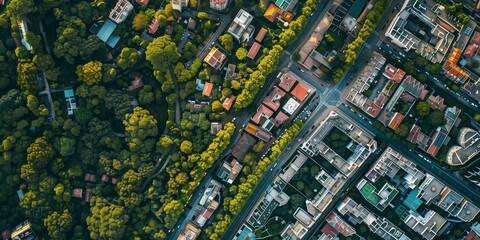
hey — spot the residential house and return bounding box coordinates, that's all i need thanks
[222,95,236,111]
[255,27,268,43]
[217,159,243,184]
[210,0,228,11]
[210,122,222,134]
[128,76,144,91]
[443,48,469,84]
[225,64,241,80]
[227,9,254,42]
[204,47,226,69]
[177,222,201,240]
[325,212,356,237]
[464,32,480,58]
[109,0,133,24]
[245,123,272,142]
[388,112,404,131]
[64,89,77,116]
[147,18,160,34]
[247,42,262,60]
[251,104,274,125]
[291,81,310,102]
[84,173,96,183]
[85,189,93,202]
[383,64,406,83]
[427,94,446,111]
[264,3,282,23]
[202,82,213,97]
[187,18,197,31]
[232,133,257,160]
[195,179,223,227]
[11,221,37,240]
[262,86,286,111]
[72,188,83,198]
[272,112,289,127]
[426,106,461,157]
[94,19,121,48]
[278,72,297,92]
[171,0,189,12]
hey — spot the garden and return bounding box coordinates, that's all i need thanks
[324,127,354,159]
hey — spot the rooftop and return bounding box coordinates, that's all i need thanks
[232,133,257,160]
[247,42,262,60]
[202,82,213,97]
[204,47,226,69]
[278,72,297,92]
[262,86,286,111]
[255,27,268,43]
[222,95,236,111]
[291,82,310,102]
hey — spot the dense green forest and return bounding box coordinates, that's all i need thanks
[0,0,320,235]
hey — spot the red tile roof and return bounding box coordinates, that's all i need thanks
[427,95,447,111]
[321,223,339,237]
[251,104,274,125]
[247,42,262,60]
[101,174,109,183]
[279,72,297,92]
[388,112,404,131]
[393,68,406,83]
[72,188,83,198]
[203,82,213,97]
[255,27,268,43]
[472,32,480,45]
[222,95,236,111]
[147,17,159,34]
[382,64,405,83]
[464,44,478,58]
[262,86,285,111]
[466,230,480,240]
[407,124,421,143]
[291,82,310,102]
[383,64,397,79]
[272,111,289,127]
[427,144,440,157]
[401,93,416,103]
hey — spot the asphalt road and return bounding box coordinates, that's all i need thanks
[337,104,480,206]
[379,43,480,112]
[223,0,480,237]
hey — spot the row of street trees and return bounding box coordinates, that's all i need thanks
[233,0,320,109]
[209,120,304,239]
[333,0,389,82]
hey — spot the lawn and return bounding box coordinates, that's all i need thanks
[323,127,354,160]
[290,160,324,199]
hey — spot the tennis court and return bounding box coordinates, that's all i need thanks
[359,182,381,205]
